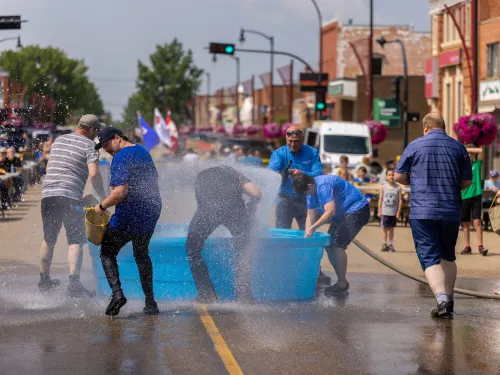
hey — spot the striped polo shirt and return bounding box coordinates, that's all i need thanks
[395,129,472,221]
[42,133,99,201]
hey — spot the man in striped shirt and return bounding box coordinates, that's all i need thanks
[39,114,107,298]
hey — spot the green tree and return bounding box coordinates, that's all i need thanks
[123,39,203,125]
[0,45,104,124]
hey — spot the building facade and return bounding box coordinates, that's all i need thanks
[321,20,431,122]
[426,0,473,135]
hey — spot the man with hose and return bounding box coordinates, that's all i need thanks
[394,113,472,319]
[291,172,370,295]
[186,165,261,303]
[269,126,331,285]
[94,126,162,317]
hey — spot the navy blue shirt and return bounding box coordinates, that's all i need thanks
[395,129,472,221]
[307,175,368,223]
[109,144,162,234]
[268,145,322,199]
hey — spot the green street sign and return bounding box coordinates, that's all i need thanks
[374,98,400,127]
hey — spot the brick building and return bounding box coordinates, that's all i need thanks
[426,0,474,135]
[321,20,431,121]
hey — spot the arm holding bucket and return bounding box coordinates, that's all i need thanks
[88,162,107,201]
[94,184,128,215]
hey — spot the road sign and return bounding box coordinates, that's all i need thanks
[0,16,22,30]
[374,98,400,127]
[299,73,328,92]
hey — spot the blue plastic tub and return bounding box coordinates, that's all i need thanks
[88,224,331,302]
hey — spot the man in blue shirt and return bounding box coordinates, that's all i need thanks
[395,113,472,319]
[94,126,162,317]
[291,172,369,295]
[268,126,330,284]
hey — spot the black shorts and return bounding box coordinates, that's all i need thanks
[41,196,86,247]
[381,215,397,228]
[328,204,370,250]
[461,195,482,222]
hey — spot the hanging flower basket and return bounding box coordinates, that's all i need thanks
[216,125,226,134]
[453,113,498,146]
[365,120,387,146]
[263,123,281,139]
[280,123,296,138]
[245,125,260,135]
[232,124,245,136]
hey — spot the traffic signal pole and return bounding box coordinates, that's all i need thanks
[400,40,409,150]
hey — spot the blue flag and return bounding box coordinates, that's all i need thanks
[137,112,160,151]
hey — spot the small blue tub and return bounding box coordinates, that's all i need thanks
[88,225,331,302]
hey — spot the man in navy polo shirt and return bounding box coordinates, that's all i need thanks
[395,113,472,319]
[269,126,330,285]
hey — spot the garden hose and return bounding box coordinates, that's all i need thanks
[352,239,500,300]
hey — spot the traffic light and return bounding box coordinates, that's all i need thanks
[0,16,22,30]
[315,88,327,111]
[391,76,401,103]
[209,42,235,55]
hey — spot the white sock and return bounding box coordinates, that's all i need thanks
[387,240,393,246]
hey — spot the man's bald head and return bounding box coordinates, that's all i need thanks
[285,125,304,153]
[423,113,446,134]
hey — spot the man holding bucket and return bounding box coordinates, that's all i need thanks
[39,114,107,298]
[94,126,162,316]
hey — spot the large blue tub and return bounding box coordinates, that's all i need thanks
[88,225,331,302]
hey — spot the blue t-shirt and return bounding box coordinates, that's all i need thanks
[307,175,368,223]
[109,144,162,234]
[268,145,322,199]
[395,129,472,221]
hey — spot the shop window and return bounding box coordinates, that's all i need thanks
[487,43,499,78]
[372,56,383,75]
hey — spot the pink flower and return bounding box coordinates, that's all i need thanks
[364,121,387,146]
[453,114,497,146]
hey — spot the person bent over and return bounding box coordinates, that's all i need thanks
[292,172,369,295]
[186,166,261,303]
[94,126,162,317]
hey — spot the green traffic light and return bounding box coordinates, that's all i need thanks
[316,103,325,110]
[225,45,234,54]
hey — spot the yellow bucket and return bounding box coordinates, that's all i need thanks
[85,209,111,245]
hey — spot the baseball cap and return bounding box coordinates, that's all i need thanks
[490,169,499,178]
[79,114,104,130]
[94,126,127,150]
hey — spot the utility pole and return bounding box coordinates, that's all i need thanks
[368,0,374,120]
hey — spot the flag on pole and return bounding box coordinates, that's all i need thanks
[165,110,179,151]
[137,111,160,151]
[154,108,173,148]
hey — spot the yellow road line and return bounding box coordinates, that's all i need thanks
[196,303,244,375]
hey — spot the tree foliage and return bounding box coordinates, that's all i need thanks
[123,39,203,125]
[0,45,104,124]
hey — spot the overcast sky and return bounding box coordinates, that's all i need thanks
[4,0,430,120]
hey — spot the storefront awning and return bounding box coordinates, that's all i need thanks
[478,103,499,113]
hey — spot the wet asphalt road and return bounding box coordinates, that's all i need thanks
[1,272,500,375]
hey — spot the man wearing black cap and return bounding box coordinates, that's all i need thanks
[94,126,162,316]
[39,114,107,297]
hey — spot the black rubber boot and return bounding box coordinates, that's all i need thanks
[105,294,127,316]
[38,273,60,293]
[143,298,159,315]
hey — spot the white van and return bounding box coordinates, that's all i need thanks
[304,121,372,172]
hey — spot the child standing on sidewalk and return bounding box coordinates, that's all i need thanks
[378,169,402,252]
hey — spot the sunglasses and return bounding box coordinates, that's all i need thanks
[286,130,303,136]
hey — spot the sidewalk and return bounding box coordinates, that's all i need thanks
[318,221,500,279]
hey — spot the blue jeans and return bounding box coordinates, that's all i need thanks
[275,196,307,230]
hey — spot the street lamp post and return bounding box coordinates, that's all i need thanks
[310,0,323,73]
[377,36,409,150]
[205,72,211,125]
[240,28,274,122]
[0,36,22,48]
[231,55,241,124]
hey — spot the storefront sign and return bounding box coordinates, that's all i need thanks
[328,79,357,98]
[329,83,343,96]
[425,58,438,98]
[438,50,461,68]
[480,80,500,102]
[374,98,400,127]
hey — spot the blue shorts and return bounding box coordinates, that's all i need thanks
[381,215,397,228]
[410,219,459,271]
[328,204,370,249]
